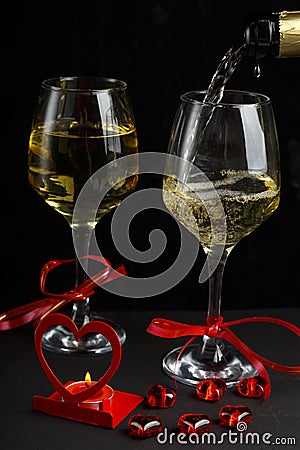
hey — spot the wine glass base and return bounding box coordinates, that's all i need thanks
[162,337,258,387]
[41,313,126,356]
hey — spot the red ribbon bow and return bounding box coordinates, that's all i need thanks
[147,315,300,400]
[0,255,126,331]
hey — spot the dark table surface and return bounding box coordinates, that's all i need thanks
[0,308,299,449]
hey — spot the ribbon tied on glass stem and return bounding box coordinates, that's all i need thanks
[147,315,300,400]
[0,256,126,331]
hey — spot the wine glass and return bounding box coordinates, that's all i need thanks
[162,90,280,385]
[27,76,138,355]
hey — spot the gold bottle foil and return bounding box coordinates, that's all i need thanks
[279,11,300,57]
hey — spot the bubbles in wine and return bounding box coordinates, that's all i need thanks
[163,171,280,249]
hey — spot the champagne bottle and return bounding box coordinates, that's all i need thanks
[244,11,300,58]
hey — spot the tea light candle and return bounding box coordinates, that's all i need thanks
[65,372,114,409]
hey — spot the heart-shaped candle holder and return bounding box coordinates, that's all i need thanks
[32,313,143,428]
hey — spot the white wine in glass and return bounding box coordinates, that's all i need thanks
[162,90,280,385]
[28,76,138,355]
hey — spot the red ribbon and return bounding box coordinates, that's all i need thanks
[147,315,300,400]
[0,255,126,331]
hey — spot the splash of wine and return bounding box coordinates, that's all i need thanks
[204,44,246,103]
[184,43,254,172]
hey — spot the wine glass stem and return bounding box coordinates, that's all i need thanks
[203,247,231,356]
[207,247,230,321]
[71,226,93,326]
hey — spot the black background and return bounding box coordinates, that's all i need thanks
[1,0,300,314]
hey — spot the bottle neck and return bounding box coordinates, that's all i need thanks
[279,11,300,57]
[244,11,300,59]
[244,12,280,59]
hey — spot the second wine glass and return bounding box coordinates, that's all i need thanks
[28,76,139,355]
[162,89,280,385]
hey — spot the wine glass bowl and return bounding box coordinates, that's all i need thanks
[162,90,280,385]
[28,76,139,354]
[28,76,138,226]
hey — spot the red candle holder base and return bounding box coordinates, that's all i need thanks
[32,382,144,428]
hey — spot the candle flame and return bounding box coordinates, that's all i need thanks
[85,371,92,386]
